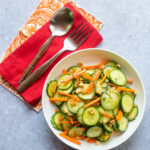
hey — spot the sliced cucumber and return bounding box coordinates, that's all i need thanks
[46,80,57,97]
[51,114,59,130]
[77,107,84,124]
[82,107,100,126]
[57,74,73,90]
[85,69,98,77]
[67,66,81,74]
[60,102,73,115]
[96,78,108,94]
[105,61,117,67]
[109,69,127,86]
[97,106,114,123]
[97,132,111,142]
[101,90,121,110]
[53,91,66,106]
[57,84,74,94]
[127,105,138,121]
[113,105,119,116]
[122,91,135,100]
[53,112,64,130]
[121,94,134,113]
[117,116,128,132]
[62,118,71,130]
[68,127,84,138]
[67,99,85,113]
[86,126,103,138]
[103,124,114,132]
[76,83,95,100]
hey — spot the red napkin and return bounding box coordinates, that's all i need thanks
[0,3,103,106]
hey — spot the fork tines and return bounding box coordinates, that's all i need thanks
[70,22,92,46]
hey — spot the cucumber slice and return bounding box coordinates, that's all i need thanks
[86,126,103,138]
[117,116,128,132]
[57,84,74,94]
[53,91,66,106]
[82,107,100,126]
[77,107,84,124]
[57,74,73,90]
[51,114,59,130]
[67,99,85,113]
[127,105,138,121]
[97,106,114,123]
[122,91,135,100]
[103,124,114,132]
[113,105,119,116]
[53,112,64,130]
[121,94,134,113]
[97,132,111,142]
[76,83,95,100]
[105,61,117,67]
[62,118,71,130]
[85,69,98,77]
[109,69,127,86]
[67,66,81,74]
[101,90,121,110]
[96,78,108,94]
[46,80,57,97]
[68,127,84,138]
[60,102,73,115]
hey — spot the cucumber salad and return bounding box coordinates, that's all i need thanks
[46,59,138,146]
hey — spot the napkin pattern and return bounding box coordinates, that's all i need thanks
[0,0,102,111]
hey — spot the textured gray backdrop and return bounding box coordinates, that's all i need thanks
[0,0,150,150]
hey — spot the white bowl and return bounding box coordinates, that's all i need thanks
[42,48,146,150]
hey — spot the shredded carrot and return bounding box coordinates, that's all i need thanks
[58,91,74,98]
[100,69,110,84]
[54,109,58,112]
[104,135,110,140]
[78,62,84,69]
[57,121,70,124]
[63,69,67,74]
[82,72,93,80]
[73,123,80,127]
[63,129,70,135]
[69,116,74,124]
[100,112,114,119]
[52,83,57,93]
[112,131,117,134]
[73,70,85,77]
[116,110,123,121]
[92,70,101,83]
[86,82,95,93]
[84,98,101,108]
[59,133,81,145]
[58,117,63,121]
[73,121,79,124]
[84,137,91,141]
[109,83,118,88]
[81,127,86,132]
[98,59,110,67]
[49,98,68,102]
[127,78,133,84]
[74,77,80,88]
[117,87,135,93]
[73,136,85,140]
[88,138,97,143]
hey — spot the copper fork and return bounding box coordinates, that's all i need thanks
[17,22,91,93]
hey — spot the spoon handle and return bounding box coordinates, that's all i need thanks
[17,48,65,93]
[19,35,54,84]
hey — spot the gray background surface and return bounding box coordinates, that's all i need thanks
[0,0,150,150]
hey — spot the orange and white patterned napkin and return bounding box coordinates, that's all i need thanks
[0,0,102,112]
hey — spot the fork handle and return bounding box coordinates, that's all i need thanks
[17,48,65,93]
[19,35,54,84]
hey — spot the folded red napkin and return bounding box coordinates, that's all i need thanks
[0,3,103,106]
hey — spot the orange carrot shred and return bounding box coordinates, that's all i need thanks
[78,62,84,69]
[58,91,74,98]
[100,112,114,119]
[49,98,68,102]
[54,109,58,112]
[127,78,133,84]
[98,59,109,67]
[63,129,70,135]
[100,69,110,84]
[73,123,80,127]
[92,70,101,83]
[82,72,93,80]
[86,82,95,93]
[88,138,97,143]
[63,69,67,74]
[58,117,63,121]
[57,121,70,124]
[59,133,81,145]
[52,83,57,93]
[116,110,123,121]
[84,137,91,141]
[83,65,99,69]
[117,87,135,93]
[81,127,86,132]
[84,98,101,108]
[104,135,110,140]
[69,116,74,124]
[73,121,79,124]
[74,136,84,140]
[112,131,117,134]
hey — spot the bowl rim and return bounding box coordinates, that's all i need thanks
[42,48,146,150]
